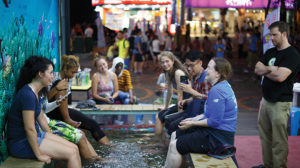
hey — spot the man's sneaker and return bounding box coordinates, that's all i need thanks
[252,164,265,168]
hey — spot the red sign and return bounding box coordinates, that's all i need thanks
[92,0,172,6]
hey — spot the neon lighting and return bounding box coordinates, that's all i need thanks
[92,0,172,6]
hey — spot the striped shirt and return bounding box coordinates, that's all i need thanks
[118,69,133,92]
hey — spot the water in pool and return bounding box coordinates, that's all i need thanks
[83,128,167,168]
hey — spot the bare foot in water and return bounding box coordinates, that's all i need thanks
[97,158,117,164]
[101,142,116,147]
[87,157,117,164]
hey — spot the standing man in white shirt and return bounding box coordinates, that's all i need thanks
[84,24,94,38]
[84,24,94,52]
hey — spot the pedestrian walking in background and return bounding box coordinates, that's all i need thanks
[133,29,144,74]
[191,37,201,51]
[238,28,246,59]
[202,36,212,66]
[225,38,233,59]
[245,29,258,73]
[214,37,225,58]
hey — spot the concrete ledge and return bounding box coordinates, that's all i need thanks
[189,153,236,168]
[1,156,44,168]
[75,104,160,115]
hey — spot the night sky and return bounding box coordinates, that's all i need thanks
[70,0,97,27]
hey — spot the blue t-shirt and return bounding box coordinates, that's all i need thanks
[249,35,258,51]
[7,85,42,143]
[203,81,237,132]
[214,43,225,58]
[133,36,141,55]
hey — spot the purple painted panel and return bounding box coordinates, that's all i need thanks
[185,0,294,9]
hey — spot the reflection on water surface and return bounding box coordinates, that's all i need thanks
[84,129,167,168]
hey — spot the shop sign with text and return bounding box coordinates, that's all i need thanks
[92,0,171,6]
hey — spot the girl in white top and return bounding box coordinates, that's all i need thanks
[152,35,161,70]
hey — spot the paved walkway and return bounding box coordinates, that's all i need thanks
[74,49,262,136]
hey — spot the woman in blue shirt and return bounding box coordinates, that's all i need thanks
[7,56,81,168]
[164,58,238,168]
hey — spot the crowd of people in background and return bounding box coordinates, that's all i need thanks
[7,19,300,168]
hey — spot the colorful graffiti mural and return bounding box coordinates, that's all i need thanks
[0,0,60,164]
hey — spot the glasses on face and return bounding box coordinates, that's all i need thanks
[184,61,200,68]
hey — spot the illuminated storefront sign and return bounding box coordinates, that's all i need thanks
[92,0,172,6]
[226,0,253,7]
[185,0,294,8]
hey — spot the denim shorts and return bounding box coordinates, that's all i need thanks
[8,131,46,158]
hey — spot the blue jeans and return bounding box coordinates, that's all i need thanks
[115,91,130,104]
[115,91,130,122]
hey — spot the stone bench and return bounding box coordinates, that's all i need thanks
[189,153,237,168]
[1,156,45,168]
[75,104,160,115]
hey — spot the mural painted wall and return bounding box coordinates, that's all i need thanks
[0,0,60,163]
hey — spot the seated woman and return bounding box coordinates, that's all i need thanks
[164,58,238,168]
[91,56,119,104]
[155,51,191,136]
[41,97,102,161]
[47,55,110,145]
[7,56,81,168]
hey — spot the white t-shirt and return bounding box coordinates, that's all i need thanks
[84,27,93,38]
[164,36,172,51]
[152,39,160,53]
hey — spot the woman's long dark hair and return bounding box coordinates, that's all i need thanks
[16,56,54,95]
